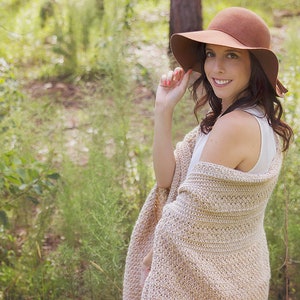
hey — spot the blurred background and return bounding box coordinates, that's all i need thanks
[0,0,299,299]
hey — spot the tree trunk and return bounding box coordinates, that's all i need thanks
[169,0,202,61]
[169,0,202,37]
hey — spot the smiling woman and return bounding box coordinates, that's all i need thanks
[123,7,293,300]
[204,45,251,111]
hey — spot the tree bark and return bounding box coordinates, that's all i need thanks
[169,0,202,38]
[169,0,202,61]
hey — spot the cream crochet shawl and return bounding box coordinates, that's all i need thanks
[123,126,282,300]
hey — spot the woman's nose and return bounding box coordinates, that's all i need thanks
[213,57,225,73]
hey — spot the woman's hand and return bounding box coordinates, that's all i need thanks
[140,248,153,287]
[155,67,192,112]
[153,67,192,188]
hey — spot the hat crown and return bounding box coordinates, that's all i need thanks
[208,7,271,49]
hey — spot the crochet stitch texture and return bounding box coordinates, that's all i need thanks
[123,127,282,300]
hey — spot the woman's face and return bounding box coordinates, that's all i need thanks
[204,44,251,108]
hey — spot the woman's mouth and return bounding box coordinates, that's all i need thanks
[213,78,232,86]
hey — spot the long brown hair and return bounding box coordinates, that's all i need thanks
[191,43,293,151]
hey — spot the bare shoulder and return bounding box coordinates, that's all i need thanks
[215,110,257,131]
[200,110,260,170]
[210,110,259,144]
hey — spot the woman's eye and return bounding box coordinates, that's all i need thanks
[227,53,238,59]
[206,51,214,58]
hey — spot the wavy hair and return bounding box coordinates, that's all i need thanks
[190,43,293,151]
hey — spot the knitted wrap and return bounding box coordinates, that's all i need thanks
[123,127,282,300]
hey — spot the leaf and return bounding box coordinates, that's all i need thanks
[26,196,39,205]
[5,175,22,185]
[0,210,9,227]
[16,168,26,180]
[47,173,60,180]
[33,184,43,195]
[28,168,40,179]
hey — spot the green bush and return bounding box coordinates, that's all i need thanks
[0,59,61,299]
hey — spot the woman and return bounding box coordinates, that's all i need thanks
[123,7,293,299]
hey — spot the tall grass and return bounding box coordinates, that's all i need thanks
[43,1,155,298]
[0,63,61,298]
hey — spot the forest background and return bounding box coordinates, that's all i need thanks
[0,0,299,299]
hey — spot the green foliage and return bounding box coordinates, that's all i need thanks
[202,0,300,27]
[0,59,23,131]
[0,0,150,297]
[0,150,59,225]
[0,50,61,299]
[56,153,128,299]
[265,16,300,299]
[0,155,60,298]
[51,29,154,298]
[0,61,60,229]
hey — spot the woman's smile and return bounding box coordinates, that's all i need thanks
[212,78,232,86]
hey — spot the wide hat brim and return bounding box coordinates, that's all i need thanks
[171,30,287,97]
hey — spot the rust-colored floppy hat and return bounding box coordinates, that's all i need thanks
[170,7,287,97]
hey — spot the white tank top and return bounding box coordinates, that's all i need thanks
[187,106,277,175]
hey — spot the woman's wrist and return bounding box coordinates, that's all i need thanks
[154,102,175,118]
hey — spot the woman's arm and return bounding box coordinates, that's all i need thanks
[140,69,192,288]
[153,68,192,188]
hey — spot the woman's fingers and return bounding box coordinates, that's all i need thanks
[140,249,153,287]
[142,249,153,268]
[140,264,150,287]
[167,70,173,82]
[160,72,172,86]
[156,68,192,108]
[173,67,183,81]
[160,74,167,86]
[160,67,184,87]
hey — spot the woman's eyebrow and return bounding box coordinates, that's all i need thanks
[205,47,242,53]
[224,48,242,53]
